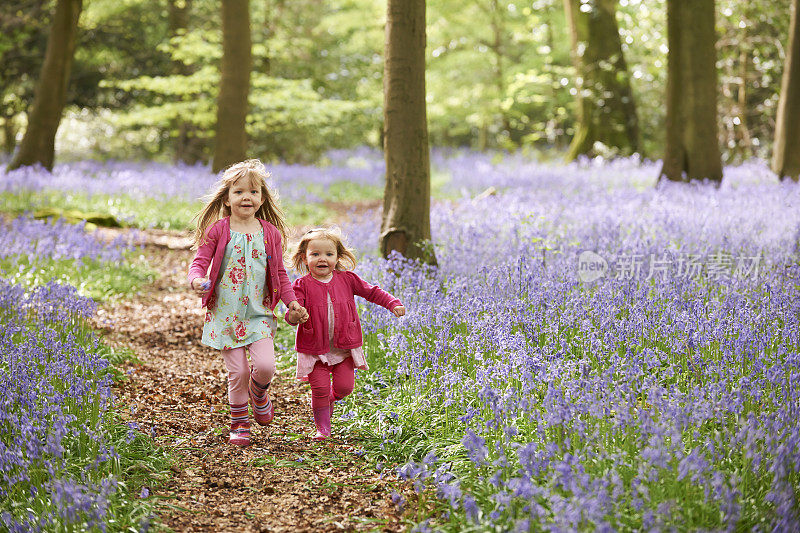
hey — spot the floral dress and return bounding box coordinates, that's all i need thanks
[201,229,276,350]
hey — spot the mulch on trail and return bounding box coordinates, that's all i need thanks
[92,232,413,532]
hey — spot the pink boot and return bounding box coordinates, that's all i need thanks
[312,405,331,440]
[229,422,251,447]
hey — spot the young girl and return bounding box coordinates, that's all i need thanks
[188,159,308,447]
[285,227,405,440]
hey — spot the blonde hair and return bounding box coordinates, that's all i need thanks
[191,159,288,250]
[291,227,358,274]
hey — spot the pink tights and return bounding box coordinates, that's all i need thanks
[221,338,275,406]
[307,357,355,437]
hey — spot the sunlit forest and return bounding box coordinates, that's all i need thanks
[1,0,792,165]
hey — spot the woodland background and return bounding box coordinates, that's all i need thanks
[0,0,792,167]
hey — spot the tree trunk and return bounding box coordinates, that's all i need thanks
[212,0,251,173]
[7,0,82,171]
[773,0,800,181]
[2,114,17,155]
[563,0,638,161]
[659,0,722,183]
[489,0,511,136]
[380,0,436,265]
[169,0,204,164]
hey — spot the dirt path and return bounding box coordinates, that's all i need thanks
[93,231,408,532]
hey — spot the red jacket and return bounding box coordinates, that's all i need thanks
[291,270,401,355]
[187,217,297,311]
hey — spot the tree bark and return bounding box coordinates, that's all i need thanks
[659,0,722,183]
[380,0,436,265]
[489,0,511,136]
[563,0,638,161]
[168,0,204,164]
[773,0,800,181]
[7,0,82,171]
[212,0,251,173]
[2,114,17,155]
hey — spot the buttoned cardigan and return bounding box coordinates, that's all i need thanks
[187,217,297,311]
[291,270,401,355]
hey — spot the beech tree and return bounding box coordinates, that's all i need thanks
[772,0,800,181]
[659,0,722,183]
[212,0,251,173]
[168,0,204,164]
[563,0,638,160]
[8,0,82,171]
[380,0,436,264]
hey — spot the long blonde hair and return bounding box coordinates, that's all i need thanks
[191,159,288,250]
[291,227,358,274]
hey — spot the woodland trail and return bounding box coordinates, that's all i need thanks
[92,230,409,532]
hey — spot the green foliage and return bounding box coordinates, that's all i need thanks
[4,0,793,161]
[248,77,378,162]
[616,0,667,159]
[73,0,174,109]
[426,0,574,150]
[717,0,791,163]
[0,0,51,131]
[94,0,382,162]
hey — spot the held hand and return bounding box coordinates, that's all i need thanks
[191,277,211,295]
[285,308,301,325]
[286,308,309,325]
[392,305,406,317]
[296,306,309,323]
[287,301,309,324]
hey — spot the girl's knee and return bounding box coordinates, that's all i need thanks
[228,367,249,390]
[332,379,354,401]
[251,359,275,384]
[249,339,276,384]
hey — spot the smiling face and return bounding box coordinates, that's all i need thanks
[225,175,264,221]
[304,238,339,280]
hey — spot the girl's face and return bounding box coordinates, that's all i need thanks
[225,176,264,221]
[304,238,338,279]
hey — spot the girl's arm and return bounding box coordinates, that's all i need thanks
[274,233,299,307]
[187,224,218,286]
[345,271,402,311]
[285,278,306,326]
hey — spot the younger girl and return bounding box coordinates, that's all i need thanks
[188,159,308,447]
[285,227,405,440]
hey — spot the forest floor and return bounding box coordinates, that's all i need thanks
[91,228,411,532]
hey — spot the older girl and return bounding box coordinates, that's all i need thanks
[188,159,307,446]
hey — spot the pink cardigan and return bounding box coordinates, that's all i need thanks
[290,270,401,355]
[187,217,297,311]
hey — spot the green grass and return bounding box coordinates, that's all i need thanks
[0,252,155,302]
[1,186,358,231]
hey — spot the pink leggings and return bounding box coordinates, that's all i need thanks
[308,357,355,409]
[221,338,275,405]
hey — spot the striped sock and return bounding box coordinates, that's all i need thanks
[249,379,272,417]
[230,402,249,426]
